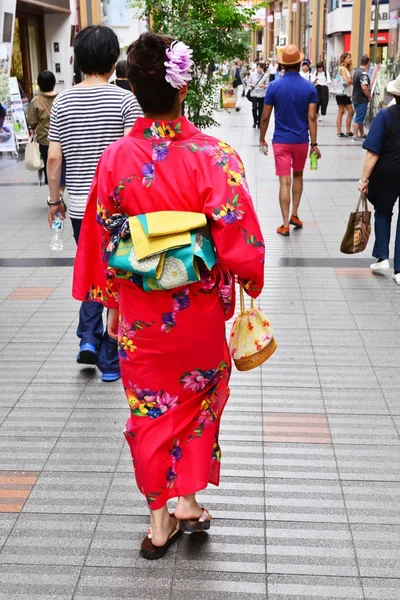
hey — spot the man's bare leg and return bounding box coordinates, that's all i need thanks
[292,170,304,218]
[279,175,292,228]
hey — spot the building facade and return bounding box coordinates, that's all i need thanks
[0,0,145,100]
[388,0,400,76]
[327,0,391,71]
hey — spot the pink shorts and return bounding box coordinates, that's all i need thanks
[273,143,309,177]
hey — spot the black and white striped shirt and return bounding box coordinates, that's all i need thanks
[48,85,143,219]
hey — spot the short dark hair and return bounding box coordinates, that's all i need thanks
[37,70,55,92]
[127,32,180,115]
[74,26,120,75]
[360,54,371,66]
[256,62,264,69]
[116,59,128,78]
[316,61,325,70]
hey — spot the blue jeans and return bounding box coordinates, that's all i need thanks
[71,218,120,374]
[353,103,368,125]
[372,192,400,272]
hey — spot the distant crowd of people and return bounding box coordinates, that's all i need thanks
[220,56,332,126]
[220,52,376,142]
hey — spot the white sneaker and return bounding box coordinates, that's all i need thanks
[393,272,400,285]
[370,259,390,272]
[318,116,323,122]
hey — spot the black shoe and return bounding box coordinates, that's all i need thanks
[252,123,256,129]
[345,132,353,137]
[235,107,241,112]
[337,133,346,138]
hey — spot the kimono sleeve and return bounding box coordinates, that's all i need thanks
[203,148,265,298]
[72,154,119,308]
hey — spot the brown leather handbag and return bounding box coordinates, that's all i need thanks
[340,192,371,254]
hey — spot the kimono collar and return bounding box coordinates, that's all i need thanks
[129,116,200,142]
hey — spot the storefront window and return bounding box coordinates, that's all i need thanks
[27,21,40,96]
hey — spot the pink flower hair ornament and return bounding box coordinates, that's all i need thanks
[164,40,194,89]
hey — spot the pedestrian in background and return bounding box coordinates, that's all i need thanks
[300,59,312,81]
[358,74,400,284]
[230,59,245,112]
[336,52,354,137]
[268,58,277,82]
[73,31,264,559]
[313,61,331,122]
[27,70,66,188]
[46,25,142,382]
[352,54,371,141]
[248,62,269,129]
[113,59,132,91]
[259,44,321,236]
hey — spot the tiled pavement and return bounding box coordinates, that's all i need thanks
[0,102,400,599]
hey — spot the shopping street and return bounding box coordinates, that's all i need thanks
[0,103,400,599]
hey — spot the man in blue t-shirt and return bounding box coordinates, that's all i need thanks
[259,45,321,236]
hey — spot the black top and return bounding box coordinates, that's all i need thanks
[352,67,370,105]
[115,79,132,92]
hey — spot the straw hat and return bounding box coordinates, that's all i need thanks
[387,75,400,97]
[279,44,304,66]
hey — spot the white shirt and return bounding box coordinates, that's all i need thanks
[248,72,269,98]
[300,70,311,81]
[339,66,353,97]
[269,64,277,75]
[313,71,331,86]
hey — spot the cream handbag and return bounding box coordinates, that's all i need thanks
[229,286,277,371]
[25,135,44,171]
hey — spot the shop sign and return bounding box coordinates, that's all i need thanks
[0,58,16,155]
[275,11,281,18]
[9,77,29,144]
[369,31,389,43]
[283,7,289,16]
[267,14,274,22]
[292,3,298,12]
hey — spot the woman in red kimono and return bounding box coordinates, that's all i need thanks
[73,32,264,559]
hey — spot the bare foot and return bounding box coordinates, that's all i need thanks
[150,514,178,548]
[174,497,204,521]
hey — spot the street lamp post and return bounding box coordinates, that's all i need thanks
[372,0,380,64]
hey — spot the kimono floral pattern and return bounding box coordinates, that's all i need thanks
[213,193,244,225]
[143,120,183,140]
[161,288,190,333]
[126,383,180,419]
[119,317,154,359]
[166,438,183,489]
[73,116,264,509]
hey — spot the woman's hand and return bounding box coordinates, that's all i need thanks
[107,307,119,341]
[47,201,66,228]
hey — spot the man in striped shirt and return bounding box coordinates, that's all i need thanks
[47,25,143,382]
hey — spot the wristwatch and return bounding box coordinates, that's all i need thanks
[47,195,63,206]
[310,143,319,147]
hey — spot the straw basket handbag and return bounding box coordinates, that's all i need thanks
[229,286,277,371]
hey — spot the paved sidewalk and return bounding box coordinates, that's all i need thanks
[0,101,400,599]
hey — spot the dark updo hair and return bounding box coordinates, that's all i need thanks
[75,26,120,75]
[38,70,56,93]
[127,32,180,115]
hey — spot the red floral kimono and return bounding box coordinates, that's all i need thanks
[73,117,264,510]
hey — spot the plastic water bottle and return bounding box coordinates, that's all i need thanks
[50,213,64,251]
[310,151,318,171]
